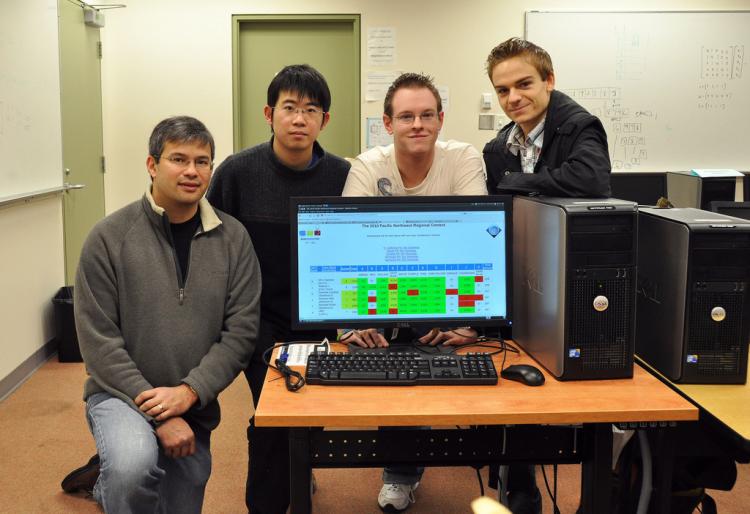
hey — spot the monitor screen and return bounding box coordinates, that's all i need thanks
[291,195,512,331]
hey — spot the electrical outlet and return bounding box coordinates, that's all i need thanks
[478,114,496,130]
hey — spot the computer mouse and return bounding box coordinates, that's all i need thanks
[501,364,545,386]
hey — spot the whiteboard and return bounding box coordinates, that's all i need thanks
[526,11,750,172]
[0,0,63,200]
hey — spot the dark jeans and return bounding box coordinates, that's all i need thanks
[244,348,289,514]
[508,463,537,492]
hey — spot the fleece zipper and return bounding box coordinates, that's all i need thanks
[162,216,197,305]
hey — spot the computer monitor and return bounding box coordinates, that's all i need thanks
[610,171,666,206]
[708,201,750,221]
[290,195,512,335]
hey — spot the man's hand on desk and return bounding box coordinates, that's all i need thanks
[339,327,478,348]
[419,327,478,346]
[339,328,389,348]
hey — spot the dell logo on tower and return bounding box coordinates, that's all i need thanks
[593,295,609,312]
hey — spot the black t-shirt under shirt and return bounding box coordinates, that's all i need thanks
[170,211,201,281]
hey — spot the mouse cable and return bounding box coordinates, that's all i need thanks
[423,338,518,375]
[450,337,519,373]
[453,424,487,498]
[541,464,561,514]
[436,338,519,356]
[474,465,486,497]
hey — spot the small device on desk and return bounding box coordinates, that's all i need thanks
[290,195,513,345]
[305,351,498,386]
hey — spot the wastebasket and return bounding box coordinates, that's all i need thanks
[53,286,82,362]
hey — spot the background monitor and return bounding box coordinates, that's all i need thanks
[610,171,667,206]
[708,201,750,221]
[291,195,512,333]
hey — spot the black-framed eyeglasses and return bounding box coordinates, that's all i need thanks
[392,111,440,125]
[159,155,213,171]
[273,105,326,120]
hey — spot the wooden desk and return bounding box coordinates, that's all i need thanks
[256,344,697,514]
[637,354,750,458]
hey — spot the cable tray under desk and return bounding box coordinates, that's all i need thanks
[305,426,582,466]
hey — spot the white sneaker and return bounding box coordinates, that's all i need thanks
[377,482,419,512]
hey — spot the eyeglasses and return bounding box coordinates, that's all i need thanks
[392,111,440,125]
[160,155,213,171]
[273,105,326,120]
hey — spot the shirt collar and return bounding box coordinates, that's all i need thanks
[145,185,221,232]
[505,119,546,154]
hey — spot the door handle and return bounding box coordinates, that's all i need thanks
[63,183,86,191]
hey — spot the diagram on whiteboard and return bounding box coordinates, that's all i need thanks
[698,45,743,111]
[565,87,657,170]
[526,11,750,171]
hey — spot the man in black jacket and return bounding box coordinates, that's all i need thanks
[483,38,612,514]
[483,37,611,198]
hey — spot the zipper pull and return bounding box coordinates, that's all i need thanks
[178,288,185,305]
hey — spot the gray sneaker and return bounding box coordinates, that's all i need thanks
[377,482,419,512]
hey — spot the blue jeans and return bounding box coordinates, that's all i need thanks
[382,464,424,486]
[381,426,426,486]
[86,392,211,514]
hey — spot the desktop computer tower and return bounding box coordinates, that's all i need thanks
[636,208,750,384]
[513,196,638,380]
[667,171,745,210]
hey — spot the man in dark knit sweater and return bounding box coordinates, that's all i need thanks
[206,64,350,514]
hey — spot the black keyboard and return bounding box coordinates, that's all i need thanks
[305,351,498,385]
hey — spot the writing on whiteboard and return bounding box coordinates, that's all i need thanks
[565,87,658,170]
[701,45,744,80]
[697,45,744,111]
[615,26,648,81]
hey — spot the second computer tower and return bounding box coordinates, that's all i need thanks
[636,208,750,384]
[513,196,638,380]
[666,171,744,210]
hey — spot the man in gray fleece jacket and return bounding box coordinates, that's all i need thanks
[71,116,260,513]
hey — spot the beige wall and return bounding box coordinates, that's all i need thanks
[3,0,750,384]
[100,0,750,212]
[1,0,64,386]
[0,198,64,382]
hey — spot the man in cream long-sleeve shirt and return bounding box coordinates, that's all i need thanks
[343,73,486,199]
[341,72,487,513]
[343,138,486,196]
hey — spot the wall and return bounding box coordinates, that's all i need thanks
[0,198,64,385]
[99,0,750,213]
[0,0,64,389]
[3,0,749,386]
